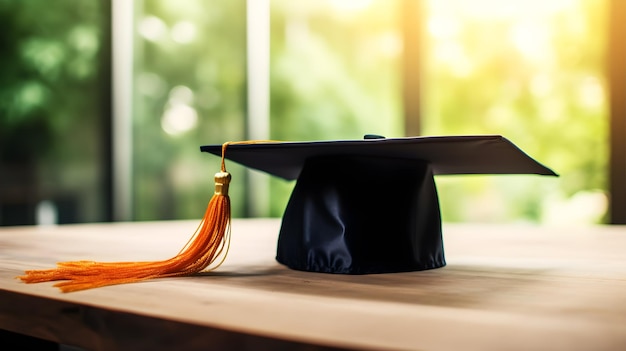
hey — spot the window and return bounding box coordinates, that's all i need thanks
[1,0,615,226]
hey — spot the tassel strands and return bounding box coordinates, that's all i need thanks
[18,142,244,293]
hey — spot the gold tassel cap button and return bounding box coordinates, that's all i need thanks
[214,171,232,196]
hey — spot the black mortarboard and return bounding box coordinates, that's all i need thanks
[200,135,557,275]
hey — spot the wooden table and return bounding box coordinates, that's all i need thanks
[1,219,625,350]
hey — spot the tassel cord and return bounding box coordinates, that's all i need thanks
[17,140,273,292]
[19,195,231,292]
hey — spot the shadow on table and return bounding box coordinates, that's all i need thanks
[196,264,552,311]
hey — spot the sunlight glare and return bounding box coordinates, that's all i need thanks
[171,21,197,44]
[139,16,167,42]
[578,76,604,110]
[161,104,198,136]
[328,0,374,13]
[169,85,194,105]
[529,74,553,98]
[437,0,576,19]
[427,15,460,40]
[510,22,552,61]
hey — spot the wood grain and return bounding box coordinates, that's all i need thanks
[1,220,625,350]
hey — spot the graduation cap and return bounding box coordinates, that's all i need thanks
[19,135,556,292]
[201,135,556,275]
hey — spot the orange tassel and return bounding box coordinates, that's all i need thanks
[18,142,239,293]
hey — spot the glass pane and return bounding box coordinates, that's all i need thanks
[132,0,247,220]
[0,0,110,225]
[422,0,608,224]
[269,0,403,215]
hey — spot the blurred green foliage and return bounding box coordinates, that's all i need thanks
[422,0,608,223]
[0,0,109,224]
[133,0,607,224]
[268,0,403,215]
[0,0,106,158]
[133,0,403,220]
[270,0,402,142]
[266,0,607,224]
[132,0,248,220]
[2,0,607,225]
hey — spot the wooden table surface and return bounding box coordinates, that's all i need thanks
[1,219,625,351]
